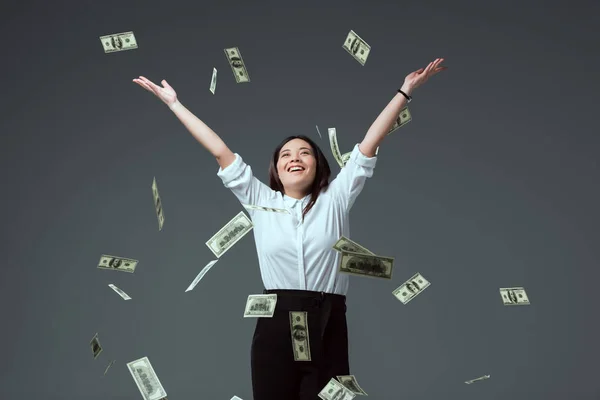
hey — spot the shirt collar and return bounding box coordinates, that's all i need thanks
[283,193,311,207]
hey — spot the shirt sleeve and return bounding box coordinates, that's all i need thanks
[328,143,378,212]
[217,153,275,206]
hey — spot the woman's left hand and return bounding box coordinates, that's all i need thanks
[403,58,447,92]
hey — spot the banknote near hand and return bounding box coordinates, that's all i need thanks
[388,107,412,135]
[100,31,138,53]
[328,128,344,168]
[339,250,394,280]
[205,211,253,258]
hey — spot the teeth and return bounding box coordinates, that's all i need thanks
[289,167,304,172]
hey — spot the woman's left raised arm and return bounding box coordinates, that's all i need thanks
[358,58,448,157]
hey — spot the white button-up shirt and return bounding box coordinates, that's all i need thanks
[217,143,377,295]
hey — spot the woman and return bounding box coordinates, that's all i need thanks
[133,57,446,400]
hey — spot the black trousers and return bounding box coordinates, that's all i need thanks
[251,289,350,400]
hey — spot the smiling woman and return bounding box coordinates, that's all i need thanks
[268,135,331,221]
[132,56,445,400]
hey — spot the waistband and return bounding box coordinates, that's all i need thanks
[263,288,346,301]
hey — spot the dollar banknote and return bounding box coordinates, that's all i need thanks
[100,31,138,53]
[499,287,530,305]
[328,128,344,168]
[342,30,371,66]
[206,211,253,258]
[108,284,132,300]
[127,356,167,400]
[336,375,368,396]
[465,374,490,384]
[230,397,243,400]
[243,294,278,317]
[319,378,356,400]
[242,204,290,214]
[224,47,250,83]
[392,272,430,305]
[388,107,412,135]
[209,67,217,94]
[340,152,351,167]
[290,311,311,361]
[90,333,102,359]
[316,125,322,139]
[185,259,219,292]
[97,254,138,273]
[104,359,116,376]
[339,250,394,280]
[152,177,164,231]
[332,236,375,255]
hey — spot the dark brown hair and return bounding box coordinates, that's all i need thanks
[268,135,331,221]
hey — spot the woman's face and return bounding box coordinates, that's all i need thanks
[276,138,317,196]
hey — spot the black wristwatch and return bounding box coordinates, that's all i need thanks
[397,89,412,102]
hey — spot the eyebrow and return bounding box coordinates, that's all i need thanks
[280,147,312,154]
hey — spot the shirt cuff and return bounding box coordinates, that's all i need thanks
[216,153,244,184]
[350,143,378,168]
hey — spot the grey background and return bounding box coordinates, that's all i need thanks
[1,0,599,399]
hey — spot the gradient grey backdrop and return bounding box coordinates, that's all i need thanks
[1,0,599,399]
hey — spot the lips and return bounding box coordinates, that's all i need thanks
[287,165,305,172]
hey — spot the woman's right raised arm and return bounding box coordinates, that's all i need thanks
[133,76,236,170]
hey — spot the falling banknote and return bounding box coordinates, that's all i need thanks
[319,378,356,400]
[100,31,138,53]
[90,333,102,359]
[328,128,344,168]
[108,284,132,300]
[393,272,430,305]
[465,374,490,384]
[224,47,250,83]
[339,250,394,280]
[152,177,164,231]
[242,204,290,214]
[127,356,168,400]
[316,125,322,139]
[97,254,138,273]
[499,287,530,306]
[185,259,219,292]
[336,375,368,396]
[332,236,375,255]
[209,67,217,94]
[388,107,412,135]
[244,294,278,317]
[205,211,253,258]
[342,30,371,66]
[290,311,311,361]
[104,359,116,376]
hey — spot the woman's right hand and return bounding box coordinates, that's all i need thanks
[132,76,178,107]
